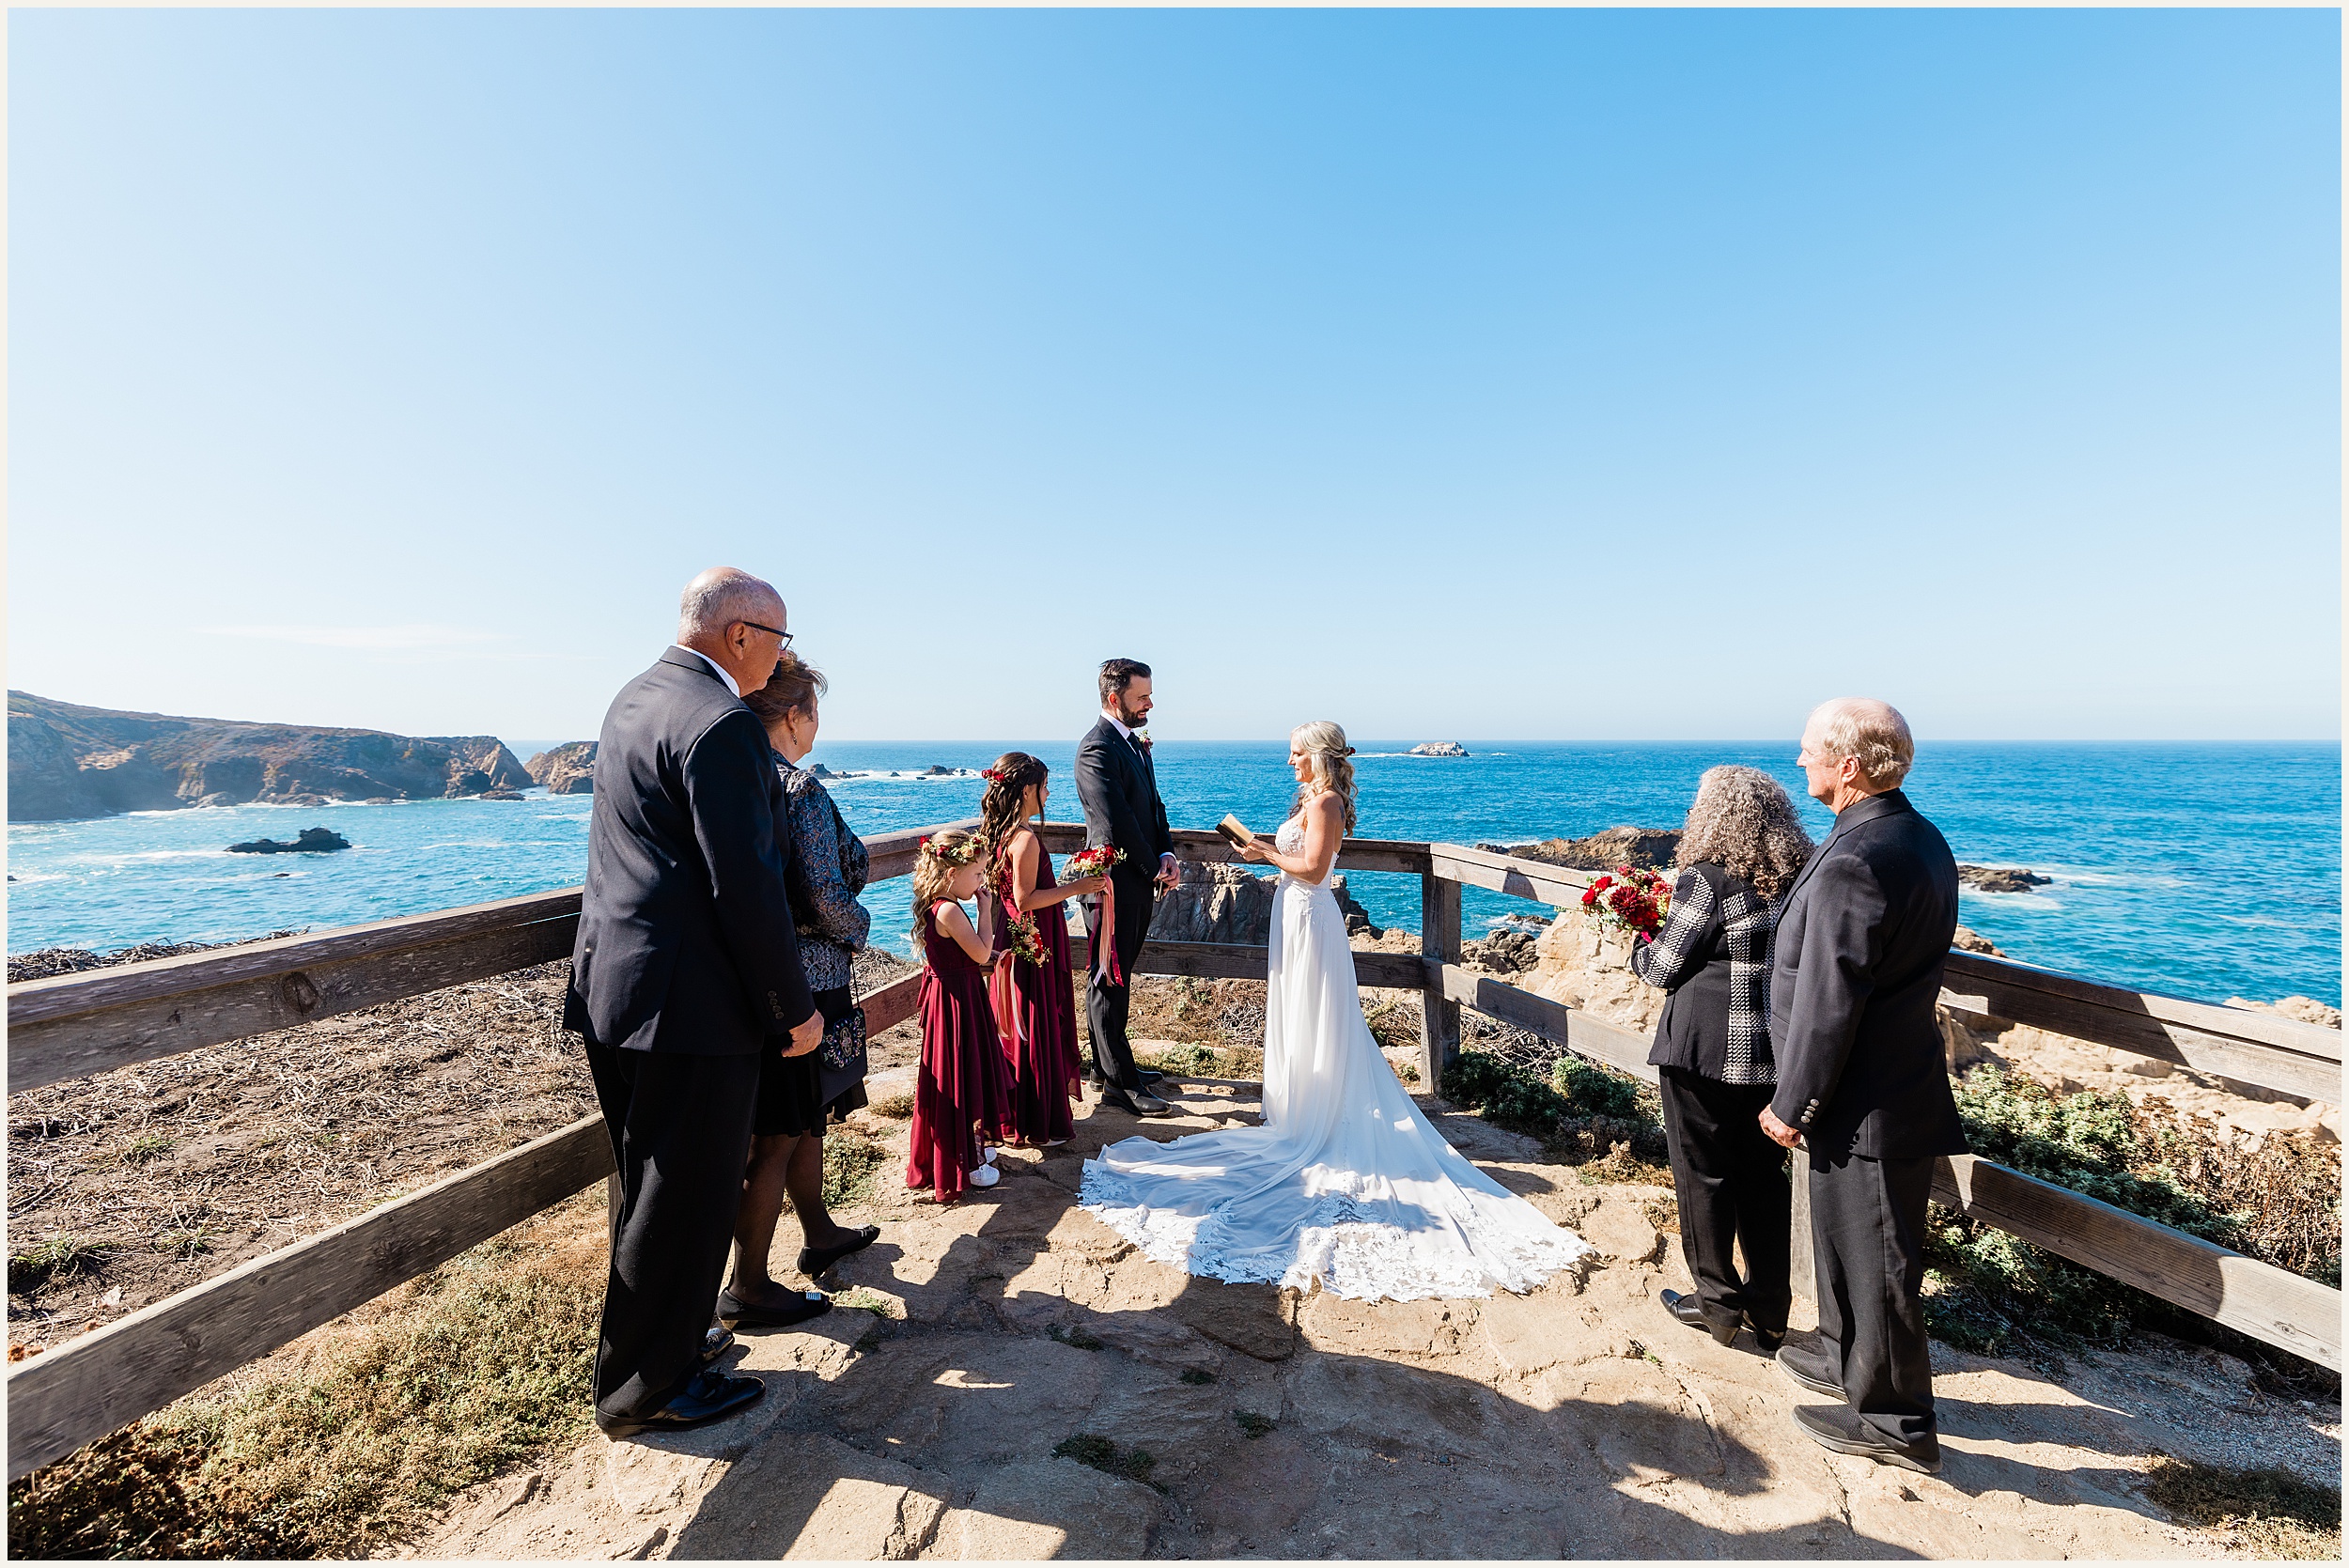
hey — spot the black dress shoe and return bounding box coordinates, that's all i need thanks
[1660,1289,1739,1347]
[1137,1067,1166,1085]
[717,1286,833,1328]
[596,1369,765,1440]
[1744,1315,1786,1356]
[699,1325,737,1367]
[1775,1344,1845,1400]
[1793,1403,1942,1474]
[1098,1086,1172,1117]
[797,1225,880,1280]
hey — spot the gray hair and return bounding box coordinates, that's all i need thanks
[677,567,782,643]
[1676,766,1816,902]
[1809,697,1915,788]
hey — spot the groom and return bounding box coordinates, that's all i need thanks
[1076,658,1180,1117]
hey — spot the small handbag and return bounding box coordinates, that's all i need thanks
[816,1003,868,1111]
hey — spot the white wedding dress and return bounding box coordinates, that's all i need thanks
[1080,813,1594,1301]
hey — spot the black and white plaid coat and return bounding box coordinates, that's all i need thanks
[1629,861,1781,1085]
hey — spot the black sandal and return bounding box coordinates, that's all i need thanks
[718,1286,832,1328]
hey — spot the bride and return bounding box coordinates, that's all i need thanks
[1080,722,1592,1301]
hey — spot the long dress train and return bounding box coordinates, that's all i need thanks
[1080,814,1593,1301]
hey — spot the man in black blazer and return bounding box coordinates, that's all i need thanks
[566,567,827,1438]
[1075,658,1180,1116]
[1761,697,1964,1475]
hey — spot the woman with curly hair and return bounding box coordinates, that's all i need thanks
[1632,764,1816,1355]
[976,753,1106,1148]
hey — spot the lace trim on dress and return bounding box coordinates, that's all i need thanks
[1078,1162,1593,1302]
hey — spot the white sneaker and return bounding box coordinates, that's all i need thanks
[969,1163,1001,1188]
[982,1147,1000,1165]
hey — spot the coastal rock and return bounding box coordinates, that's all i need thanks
[1957,864,2051,893]
[226,827,350,855]
[524,741,597,796]
[1951,925,2007,956]
[1481,826,1681,873]
[1464,924,1544,975]
[1146,862,1381,945]
[1409,741,1469,757]
[478,789,526,801]
[2225,996,2343,1030]
[6,691,530,823]
[193,792,238,809]
[1520,901,1667,1035]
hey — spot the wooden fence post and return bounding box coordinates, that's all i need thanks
[1789,1143,1815,1306]
[1420,873,1462,1090]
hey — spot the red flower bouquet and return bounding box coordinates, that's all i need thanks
[1061,846,1126,884]
[1580,865,1672,939]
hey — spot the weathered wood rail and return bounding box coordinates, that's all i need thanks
[7,819,2340,1480]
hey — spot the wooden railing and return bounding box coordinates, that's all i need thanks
[7,821,2341,1480]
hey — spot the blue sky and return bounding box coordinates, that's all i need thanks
[8,8,2340,746]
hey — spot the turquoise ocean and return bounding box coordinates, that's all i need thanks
[6,742,2340,1010]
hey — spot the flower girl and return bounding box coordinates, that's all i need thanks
[906,830,1015,1202]
[977,754,1106,1147]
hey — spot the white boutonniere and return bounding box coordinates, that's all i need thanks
[1130,727,1151,752]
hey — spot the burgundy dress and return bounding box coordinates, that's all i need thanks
[907,914,1015,1202]
[991,843,1084,1145]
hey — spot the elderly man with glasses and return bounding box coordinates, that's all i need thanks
[566,567,825,1439]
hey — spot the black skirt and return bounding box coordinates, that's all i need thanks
[754,986,858,1138]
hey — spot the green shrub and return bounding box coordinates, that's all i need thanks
[1926,1069,2341,1377]
[1440,1050,1667,1168]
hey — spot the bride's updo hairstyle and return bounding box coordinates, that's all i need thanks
[977,752,1050,863]
[1290,721,1359,836]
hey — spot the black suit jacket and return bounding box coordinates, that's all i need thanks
[1074,717,1174,877]
[1766,790,1967,1159]
[564,650,817,1055]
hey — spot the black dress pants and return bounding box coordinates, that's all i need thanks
[1657,1067,1791,1335]
[584,1039,761,1421]
[1083,865,1156,1093]
[1810,1148,1939,1449]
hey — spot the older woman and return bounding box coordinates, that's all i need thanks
[720,653,879,1325]
[1630,765,1815,1354]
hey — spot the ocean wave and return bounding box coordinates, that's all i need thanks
[820,768,984,784]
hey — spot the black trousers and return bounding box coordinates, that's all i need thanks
[1810,1148,1939,1449]
[583,1039,761,1420]
[1083,866,1156,1093]
[1657,1067,1791,1335]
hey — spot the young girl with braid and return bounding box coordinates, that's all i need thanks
[906,830,1016,1202]
[977,754,1107,1147]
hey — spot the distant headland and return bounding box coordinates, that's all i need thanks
[6,691,531,823]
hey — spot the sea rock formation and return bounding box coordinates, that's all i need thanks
[7,691,530,822]
[1958,864,2052,893]
[226,828,351,855]
[1409,741,1469,757]
[1146,861,1381,945]
[524,741,598,796]
[1479,826,1681,872]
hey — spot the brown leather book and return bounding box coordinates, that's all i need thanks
[1214,815,1255,849]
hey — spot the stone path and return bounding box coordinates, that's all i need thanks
[401,1074,2337,1560]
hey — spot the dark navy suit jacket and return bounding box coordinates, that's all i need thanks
[564,650,816,1055]
[1767,789,1968,1160]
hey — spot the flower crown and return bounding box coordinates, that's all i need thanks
[916,833,983,867]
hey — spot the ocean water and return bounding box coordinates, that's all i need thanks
[5,742,2339,1010]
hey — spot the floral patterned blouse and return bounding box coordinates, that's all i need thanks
[775,758,869,992]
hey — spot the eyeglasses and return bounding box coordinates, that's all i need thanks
[739,619,794,650]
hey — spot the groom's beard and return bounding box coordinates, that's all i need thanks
[1115,702,1149,729]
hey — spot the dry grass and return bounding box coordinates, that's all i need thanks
[2144,1454,2342,1559]
[8,959,596,1348]
[7,1193,608,1560]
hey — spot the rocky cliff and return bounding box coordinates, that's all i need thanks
[6,691,530,822]
[523,741,598,795]
[1479,825,1682,871]
[1144,860,1382,945]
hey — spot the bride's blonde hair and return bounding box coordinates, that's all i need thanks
[1290,721,1358,836]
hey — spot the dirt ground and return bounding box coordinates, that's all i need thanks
[397,1078,2342,1561]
